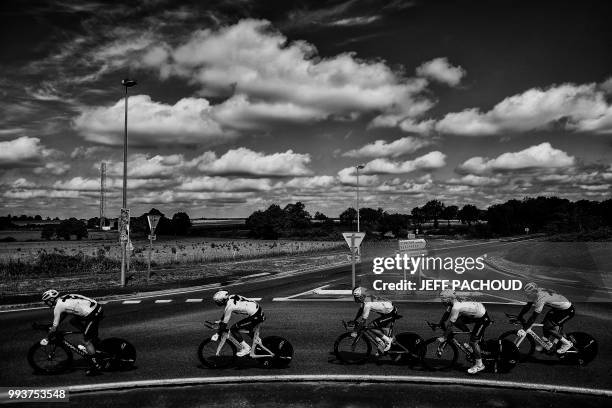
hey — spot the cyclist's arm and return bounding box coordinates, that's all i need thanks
[523,310,539,330]
[517,302,533,321]
[354,305,364,322]
[50,305,66,332]
[438,307,451,331]
[217,305,234,333]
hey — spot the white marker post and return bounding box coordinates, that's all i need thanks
[343,232,366,288]
[146,214,161,282]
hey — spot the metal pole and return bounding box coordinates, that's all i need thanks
[351,235,356,288]
[147,236,152,282]
[356,167,360,233]
[120,85,128,287]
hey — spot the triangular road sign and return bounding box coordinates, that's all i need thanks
[147,214,161,232]
[342,232,366,248]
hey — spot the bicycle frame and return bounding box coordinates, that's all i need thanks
[206,321,274,359]
[510,318,578,355]
[43,330,91,358]
[343,319,418,358]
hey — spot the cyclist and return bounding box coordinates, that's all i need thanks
[518,282,575,354]
[42,289,104,375]
[437,289,490,374]
[352,286,398,354]
[211,290,265,357]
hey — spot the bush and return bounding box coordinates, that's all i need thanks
[0,236,16,242]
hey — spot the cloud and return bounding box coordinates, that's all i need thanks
[436,83,612,135]
[448,175,503,187]
[0,137,57,167]
[416,57,466,86]
[337,168,379,186]
[282,176,337,190]
[106,153,186,179]
[141,19,433,123]
[73,95,231,146]
[359,151,447,174]
[342,136,433,158]
[458,143,575,174]
[329,16,381,26]
[195,148,313,177]
[178,176,274,192]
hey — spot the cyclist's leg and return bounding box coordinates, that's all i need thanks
[552,306,575,353]
[543,309,560,340]
[470,314,490,360]
[83,306,104,355]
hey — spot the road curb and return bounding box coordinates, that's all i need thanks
[64,375,612,397]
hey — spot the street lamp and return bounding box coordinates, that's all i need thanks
[356,164,365,232]
[120,78,137,287]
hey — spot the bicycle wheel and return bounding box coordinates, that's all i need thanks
[99,338,136,371]
[197,338,237,369]
[27,341,73,374]
[334,332,371,364]
[481,339,519,373]
[422,337,458,371]
[389,332,425,365]
[499,330,535,362]
[260,336,294,368]
[567,332,598,366]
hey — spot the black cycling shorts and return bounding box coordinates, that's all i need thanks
[544,305,575,328]
[231,308,266,332]
[70,305,104,342]
[455,312,491,342]
[372,307,399,329]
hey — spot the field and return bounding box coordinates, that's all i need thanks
[0,237,344,264]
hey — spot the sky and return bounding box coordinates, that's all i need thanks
[0,0,611,219]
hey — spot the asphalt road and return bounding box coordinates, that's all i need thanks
[1,239,610,406]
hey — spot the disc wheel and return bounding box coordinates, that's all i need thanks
[197,338,237,369]
[422,337,458,371]
[388,332,426,366]
[98,338,136,371]
[567,332,598,366]
[334,332,372,364]
[499,330,535,362]
[27,341,73,374]
[259,336,293,368]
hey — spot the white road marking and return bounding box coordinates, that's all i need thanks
[185,298,203,303]
[242,272,270,279]
[246,297,262,301]
[0,306,46,313]
[65,375,612,397]
[314,289,352,295]
[122,300,141,304]
[272,297,521,304]
[155,299,172,303]
[273,284,331,301]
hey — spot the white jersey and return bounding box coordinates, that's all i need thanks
[361,295,394,319]
[222,295,259,323]
[449,301,486,322]
[53,294,98,327]
[532,289,571,313]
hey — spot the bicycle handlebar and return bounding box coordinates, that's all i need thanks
[427,321,441,331]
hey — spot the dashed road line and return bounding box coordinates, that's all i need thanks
[122,300,142,304]
[185,298,203,303]
[154,299,172,303]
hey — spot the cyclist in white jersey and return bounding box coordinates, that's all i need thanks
[352,287,399,353]
[211,290,265,357]
[438,289,490,374]
[518,282,575,353]
[42,289,104,375]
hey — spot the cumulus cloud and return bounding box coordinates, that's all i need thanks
[194,148,313,177]
[359,151,447,174]
[343,136,433,158]
[448,174,503,186]
[0,136,57,167]
[416,57,466,86]
[178,176,274,192]
[73,95,230,146]
[141,19,433,124]
[436,83,612,135]
[337,168,379,186]
[282,176,337,190]
[106,153,186,179]
[458,143,575,174]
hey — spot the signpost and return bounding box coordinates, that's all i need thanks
[119,208,130,285]
[343,232,366,288]
[398,238,427,291]
[146,214,161,282]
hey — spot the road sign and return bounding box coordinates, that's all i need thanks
[147,214,161,232]
[407,233,416,239]
[525,227,530,234]
[399,239,427,251]
[148,234,156,241]
[119,208,130,243]
[342,232,366,249]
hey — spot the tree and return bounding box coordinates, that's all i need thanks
[313,211,328,221]
[422,200,445,228]
[442,205,458,226]
[339,207,357,226]
[458,204,480,226]
[172,212,192,235]
[87,217,100,229]
[56,218,88,240]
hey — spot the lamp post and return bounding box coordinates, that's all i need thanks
[356,164,365,232]
[120,78,137,287]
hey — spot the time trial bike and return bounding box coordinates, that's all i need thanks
[28,323,136,374]
[499,313,598,366]
[198,320,293,369]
